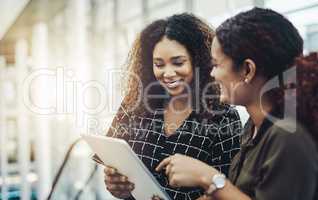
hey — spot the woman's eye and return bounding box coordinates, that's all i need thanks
[174,62,184,66]
[211,59,219,68]
[154,63,164,68]
[211,63,218,68]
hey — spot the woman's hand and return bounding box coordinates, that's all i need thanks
[156,154,218,189]
[196,196,212,200]
[104,166,135,199]
[151,195,164,200]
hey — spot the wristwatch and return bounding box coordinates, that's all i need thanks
[205,173,226,196]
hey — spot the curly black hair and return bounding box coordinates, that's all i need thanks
[216,7,303,79]
[122,13,219,116]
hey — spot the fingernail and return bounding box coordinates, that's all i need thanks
[120,176,127,182]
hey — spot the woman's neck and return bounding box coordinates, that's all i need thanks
[167,95,192,113]
[246,99,273,130]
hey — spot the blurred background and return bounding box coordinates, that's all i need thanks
[0,0,318,199]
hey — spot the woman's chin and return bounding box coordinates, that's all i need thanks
[167,90,183,96]
[220,95,230,104]
[164,86,185,96]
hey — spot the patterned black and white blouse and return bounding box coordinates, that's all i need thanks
[107,105,242,200]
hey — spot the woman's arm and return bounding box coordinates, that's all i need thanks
[103,104,136,199]
[199,178,251,200]
[106,104,132,138]
[156,154,251,200]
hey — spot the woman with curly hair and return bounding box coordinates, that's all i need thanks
[156,8,318,200]
[102,13,242,200]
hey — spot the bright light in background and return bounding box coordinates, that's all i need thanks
[31,22,52,200]
[0,0,30,40]
[1,1,318,200]
[265,0,318,13]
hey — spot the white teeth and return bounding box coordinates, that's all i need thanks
[165,80,180,88]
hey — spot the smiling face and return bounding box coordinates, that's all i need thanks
[153,36,193,96]
[210,37,247,105]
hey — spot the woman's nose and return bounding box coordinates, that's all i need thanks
[163,66,177,78]
[210,67,216,79]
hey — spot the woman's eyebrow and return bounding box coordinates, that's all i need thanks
[171,56,187,60]
[153,57,163,61]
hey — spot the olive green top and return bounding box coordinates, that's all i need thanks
[229,117,318,200]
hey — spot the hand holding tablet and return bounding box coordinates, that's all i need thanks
[81,134,171,200]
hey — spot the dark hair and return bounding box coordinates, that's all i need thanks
[216,8,318,144]
[216,7,303,79]
[122,13,218,115]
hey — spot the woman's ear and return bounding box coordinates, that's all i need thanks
[242,59,256,83]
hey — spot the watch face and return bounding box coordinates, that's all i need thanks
[213,174,226,189]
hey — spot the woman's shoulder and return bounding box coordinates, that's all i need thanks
[269,119,313,141]
[265,118,317,158]
[195,104,243,138]
[111,103,140,126]
[202,104,241,124]
[115,104,132,118]
[257,119,318,180]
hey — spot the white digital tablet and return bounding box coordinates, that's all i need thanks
[81,134,171,200]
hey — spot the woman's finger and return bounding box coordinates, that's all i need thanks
[104,166,117,175]
[168,165,175,179]
[105,175,130,185]
[106,183,134,191]
[165,163,172,177]
[156,157,172,171]
[111,191,132,199]
[169,176,179,188]
[152,195,164,200]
